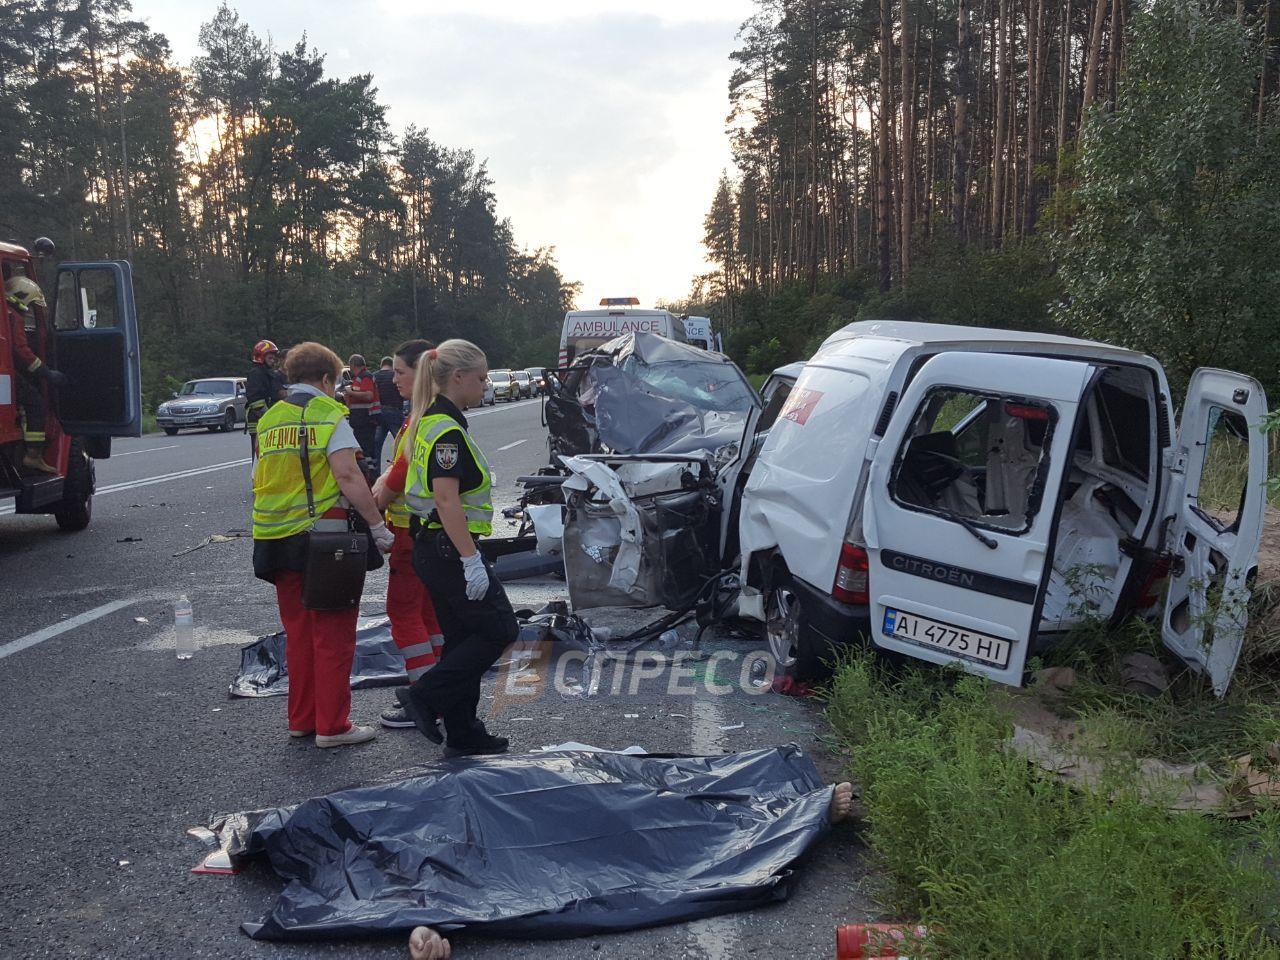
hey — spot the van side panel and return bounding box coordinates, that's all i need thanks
[739,354,891,595]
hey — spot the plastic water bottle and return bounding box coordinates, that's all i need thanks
[175,595,195,660]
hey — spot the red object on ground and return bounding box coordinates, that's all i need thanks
[836,924,931,958]
[771,675,815,698]
[274,569,360,737]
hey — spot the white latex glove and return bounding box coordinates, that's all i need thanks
[369,521,395,554]
[461,551,489,601]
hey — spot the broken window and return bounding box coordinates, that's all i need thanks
[1193,407,1251,533]
[891,387,1058,535]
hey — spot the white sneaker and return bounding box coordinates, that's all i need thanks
[315,725,377,748]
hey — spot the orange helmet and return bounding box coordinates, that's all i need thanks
[252,339,279,363]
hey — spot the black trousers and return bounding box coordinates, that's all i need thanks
[409,530,519,744]
[349,413,378,462]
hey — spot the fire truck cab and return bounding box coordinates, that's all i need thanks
[0,239,141,530]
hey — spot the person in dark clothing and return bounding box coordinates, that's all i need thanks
[394,338,517,757]
[246,339,287,459]
[344,353,380,462]
[373,355,404,465]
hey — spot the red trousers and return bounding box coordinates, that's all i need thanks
[387,526,443,681]
[274,570,359,737]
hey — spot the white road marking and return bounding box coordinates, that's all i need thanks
[111,444,179,457]
[687,697,743,960]
[97,458,252,496]
[0,598,136,660]
[497,438,529,451]
[467,398,539,419]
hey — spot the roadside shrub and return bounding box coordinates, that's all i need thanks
[828,656,1280,959]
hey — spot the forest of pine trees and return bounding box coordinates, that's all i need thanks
[0,1,577,409]
[693,0,1280,392]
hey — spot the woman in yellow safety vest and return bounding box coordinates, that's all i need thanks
[370,338,446,730]
[251,342,395,748]
[391,339,518,757]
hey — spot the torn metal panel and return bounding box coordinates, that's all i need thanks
[208,745,833,941]
[560,455,721,610]
[547,331,759,460]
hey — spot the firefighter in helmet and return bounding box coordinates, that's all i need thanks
[246,338,286,458]
[5,276,67,474]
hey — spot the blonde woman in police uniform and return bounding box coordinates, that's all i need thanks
[251,342,395,748]
[393,339,518,756]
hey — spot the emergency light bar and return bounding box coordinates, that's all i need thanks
[599,297,641,307]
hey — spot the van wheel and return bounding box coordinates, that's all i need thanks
[763,568,826,681]
[54,440,94,532]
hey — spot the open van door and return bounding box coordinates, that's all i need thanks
[51,261,142,437]
[1161,369,1267,696]
[862,353,1096,685]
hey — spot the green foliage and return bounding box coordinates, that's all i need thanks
[721,237,1056,375]
[1052,0,1280,397]
[827,655,1280,959]
[0,1,575,411]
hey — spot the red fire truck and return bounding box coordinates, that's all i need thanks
[0,238,141,530]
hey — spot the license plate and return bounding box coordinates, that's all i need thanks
[882,608,1011,668]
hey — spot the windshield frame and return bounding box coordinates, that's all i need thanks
[179,380,234,396]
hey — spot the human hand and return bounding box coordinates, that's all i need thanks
[43,367,67,388]
[369,521,395,554]
[409,926,450,959]
[461,551,489,601]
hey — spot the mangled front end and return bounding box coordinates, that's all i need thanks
[558,455,722,611]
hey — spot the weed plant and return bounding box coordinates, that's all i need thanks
[828,655,1280,958]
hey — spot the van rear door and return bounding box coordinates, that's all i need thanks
[862,353,1095,685]
[1161,369,1268,696]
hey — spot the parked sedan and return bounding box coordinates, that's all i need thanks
[488,369,519,402]
[156,377,246,435]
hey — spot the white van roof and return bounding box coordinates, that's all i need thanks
[819,320,1156,366]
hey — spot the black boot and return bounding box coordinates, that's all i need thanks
[394,687,443,744]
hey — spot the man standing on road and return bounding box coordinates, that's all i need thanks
[345,354,380,462]
[246,339,286,459]
[373,355,403,466]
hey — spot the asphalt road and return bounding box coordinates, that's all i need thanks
[0,396,876,960]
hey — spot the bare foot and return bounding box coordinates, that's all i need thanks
[409,926,451,960]
[829,782,854,824]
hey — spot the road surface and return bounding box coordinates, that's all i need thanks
[0,396,875,959]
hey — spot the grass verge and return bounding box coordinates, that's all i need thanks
[827,656,1280,958]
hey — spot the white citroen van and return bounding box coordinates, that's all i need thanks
[733,320,1267,695]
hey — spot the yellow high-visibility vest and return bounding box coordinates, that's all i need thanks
[251,394,347,540]
[404,413,493,535]
[386,425,413,529]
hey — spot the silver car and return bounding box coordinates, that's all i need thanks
[157,377,247,435]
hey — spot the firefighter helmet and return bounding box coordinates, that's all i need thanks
[252,339,279,363]
[5,276,46,313]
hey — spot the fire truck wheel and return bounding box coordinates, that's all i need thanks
[54,440,94,532]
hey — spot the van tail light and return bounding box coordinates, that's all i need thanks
[833,543,870,605]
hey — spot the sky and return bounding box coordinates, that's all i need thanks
[130,0,756,310]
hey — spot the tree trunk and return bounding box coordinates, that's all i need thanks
[992,0,1011,242]
[953,0,975,240]
[1262,0,1273,127]
[899,0,915,279]
[807,0,821,292]
[1082,0,1109,116]
[1025,0,1044,233]
[1056,0,1071,178]
[878,0,895,291]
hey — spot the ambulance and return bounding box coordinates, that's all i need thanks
[556,298,687,368]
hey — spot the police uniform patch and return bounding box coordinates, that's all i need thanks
[435,442,459,470]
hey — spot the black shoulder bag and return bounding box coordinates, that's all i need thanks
[296,407,369,611]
